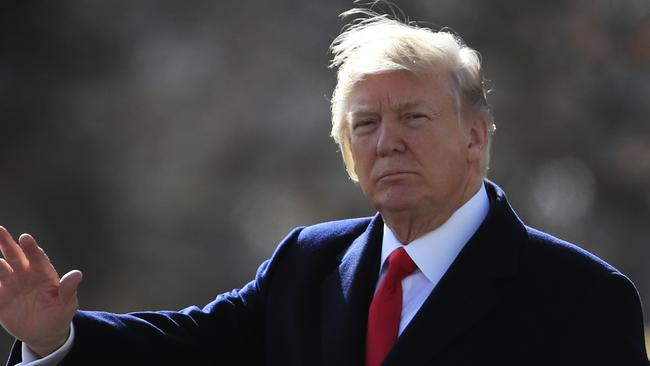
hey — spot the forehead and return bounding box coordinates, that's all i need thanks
[345,70,456,112]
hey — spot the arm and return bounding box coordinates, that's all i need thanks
[0,227,82,358]
[52,228,307,364]
[59,280,269,364]
[2,224,302,364]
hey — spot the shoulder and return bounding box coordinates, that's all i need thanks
[295,216,373,246]
[522,226,619,276]
[517,228,647,361]
[270,216,373,262]
[256,215,375,270]
[486,180,632,288]
[516,225,641,303]
[251,216,375,295]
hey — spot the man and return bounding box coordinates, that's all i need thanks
[1,8,648,366]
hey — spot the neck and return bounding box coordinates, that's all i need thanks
[382,178,483,244]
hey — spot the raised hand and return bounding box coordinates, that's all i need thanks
[0,226,83,357]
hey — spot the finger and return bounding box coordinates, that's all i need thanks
[0,226,28,270]
[59,270,83,303]
[18,233,52,268]
[0,258,13,282]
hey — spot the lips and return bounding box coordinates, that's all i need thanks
[377,170,416,181]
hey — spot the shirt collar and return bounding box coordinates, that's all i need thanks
[380,183,490,283]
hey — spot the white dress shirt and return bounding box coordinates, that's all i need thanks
[21,184,489,363]
[376,184,489,335]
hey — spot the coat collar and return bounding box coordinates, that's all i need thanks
[321,213,383,366]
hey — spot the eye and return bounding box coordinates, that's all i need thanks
[351,119,378,133]
[403,113,429,123]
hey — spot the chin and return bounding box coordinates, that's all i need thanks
[373,191,422,213]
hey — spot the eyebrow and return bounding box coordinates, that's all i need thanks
[347,99,438,118]
[347,105,377,119]
[392,99,437,114]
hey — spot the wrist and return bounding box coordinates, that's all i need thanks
[24,327,70,358]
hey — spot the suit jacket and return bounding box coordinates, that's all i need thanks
[8,181,649,365]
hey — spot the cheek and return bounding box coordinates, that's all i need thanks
[414,136,466,175]
[350,139,374,170]
[350,144,377,196]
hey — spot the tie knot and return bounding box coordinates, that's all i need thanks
[387,247,417,280]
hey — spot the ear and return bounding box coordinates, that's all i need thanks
[465,113,489,164]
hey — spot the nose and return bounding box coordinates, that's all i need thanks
[376,119,406,157]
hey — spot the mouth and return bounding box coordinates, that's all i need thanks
[377,171,416,181]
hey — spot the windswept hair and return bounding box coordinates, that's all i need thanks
[329,5,495,180]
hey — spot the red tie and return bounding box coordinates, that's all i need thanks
[365,247,417,366]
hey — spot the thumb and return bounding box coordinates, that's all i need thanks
[59,270,83,303]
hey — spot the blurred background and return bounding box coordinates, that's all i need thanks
[1,0,648,358]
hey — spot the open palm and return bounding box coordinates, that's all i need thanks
[0,226,82,356]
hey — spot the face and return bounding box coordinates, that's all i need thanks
[346,70,484,222]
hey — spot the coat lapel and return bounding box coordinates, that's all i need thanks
[384,181,526,364]
[321,214,383,366]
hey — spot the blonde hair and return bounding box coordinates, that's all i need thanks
[329,8,495,180]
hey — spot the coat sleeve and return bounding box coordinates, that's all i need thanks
[6,227,305,366]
